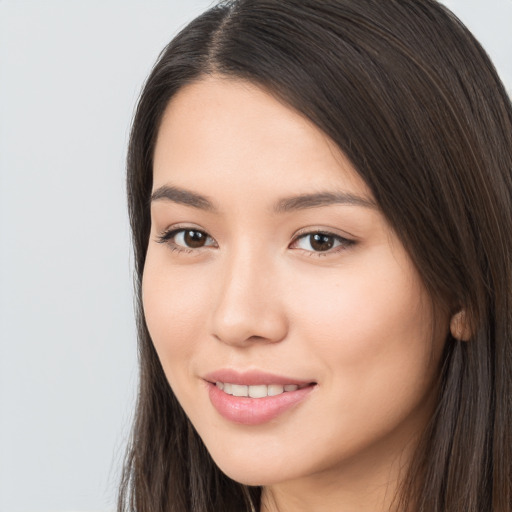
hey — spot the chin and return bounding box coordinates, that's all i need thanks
[217,466,282,487]
[207,449,297,487]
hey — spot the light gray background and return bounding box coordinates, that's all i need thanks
[0,1,510,511]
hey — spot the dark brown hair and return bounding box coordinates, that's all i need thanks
[119,1,512,510]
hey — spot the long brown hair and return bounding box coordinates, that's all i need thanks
[119,1,512,510]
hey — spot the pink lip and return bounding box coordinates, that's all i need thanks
[203,369,316,425]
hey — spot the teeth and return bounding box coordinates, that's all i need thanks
[268,384,284,396]
[248,385,267,398]
[231,384,248,397]
[215,382,304,398]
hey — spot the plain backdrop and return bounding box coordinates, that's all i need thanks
[0,1,510,511]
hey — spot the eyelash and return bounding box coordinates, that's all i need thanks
[156,227,355,256]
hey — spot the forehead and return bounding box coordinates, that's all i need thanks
[153,76,372,202]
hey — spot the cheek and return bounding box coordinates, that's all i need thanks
[141,252,209,371]
[287,252,439,386]
[281,256,443,462]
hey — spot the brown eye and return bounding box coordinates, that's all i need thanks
[157,228,216,250]
[309,233,335,251]
[182,230,208,248]
[292,231,354,254]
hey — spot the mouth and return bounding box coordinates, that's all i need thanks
[204,370,317,425]
[213,381,313,398]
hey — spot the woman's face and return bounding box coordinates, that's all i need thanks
[143,77,448,492]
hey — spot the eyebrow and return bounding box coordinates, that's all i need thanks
[151,185,216,211]
[150,185,377,213]
[273,191,377,212]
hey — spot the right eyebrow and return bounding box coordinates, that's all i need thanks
[273,191,377,213]
[150,185,217,212]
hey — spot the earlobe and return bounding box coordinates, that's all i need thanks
[450,310,472,341]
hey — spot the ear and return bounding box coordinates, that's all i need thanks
[450,310,472,341]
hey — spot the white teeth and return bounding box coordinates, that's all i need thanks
[267,384,284,396]
[215,382,304,398]
[231,384,248,397]
[248,385,267,398]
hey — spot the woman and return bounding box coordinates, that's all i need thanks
[119,0,512,510]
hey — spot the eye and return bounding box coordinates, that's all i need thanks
[291,231,354,254]
[157,227,217,251]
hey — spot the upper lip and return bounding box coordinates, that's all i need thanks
[203,369,316,386]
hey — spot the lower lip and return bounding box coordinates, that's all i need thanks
[207,382,315,425]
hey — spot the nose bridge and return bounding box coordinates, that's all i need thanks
[211,241,287,346]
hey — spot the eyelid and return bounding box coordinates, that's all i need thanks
[291,225,357,242]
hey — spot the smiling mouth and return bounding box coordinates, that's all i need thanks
[214,381,314,398]
[206,377,317,424]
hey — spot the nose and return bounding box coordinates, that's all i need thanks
[210,249,288,347]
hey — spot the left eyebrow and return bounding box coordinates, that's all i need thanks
[150,185,216,212]
[273,191,377,213]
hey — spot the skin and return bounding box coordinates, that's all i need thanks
[143,76,450,511]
